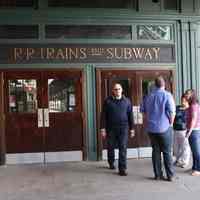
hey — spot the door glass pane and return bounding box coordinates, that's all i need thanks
[140,79,155,116]
[8,79,37,113]
[142,79,155,97]
[48,79,76,112]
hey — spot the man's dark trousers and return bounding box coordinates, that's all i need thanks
[107,127,128,171]
[149,127,174,179]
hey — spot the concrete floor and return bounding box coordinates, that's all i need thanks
[0,158,200,200]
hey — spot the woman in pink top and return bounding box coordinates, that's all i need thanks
[186,90,200,176]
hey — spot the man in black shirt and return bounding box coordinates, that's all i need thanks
[100,83,135,176]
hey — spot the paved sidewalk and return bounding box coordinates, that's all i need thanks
[0,158,200,200]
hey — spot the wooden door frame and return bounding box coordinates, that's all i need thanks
[96,68,175,160]
[96,68,103,160]
[2,68,87,161]
[96,68,137,160]
[80,70,87,160]
[0,71,6,165]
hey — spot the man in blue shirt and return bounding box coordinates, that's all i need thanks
[100,83,135,176]
[142,76,176,181]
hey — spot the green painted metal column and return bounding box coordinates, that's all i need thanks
[175,20,184,103]
[189,22,200,98]
[189,23,199,92]
[84,64,97,160]
[180,20,192,92]
[177,20,200,98]
[196,23,200,98]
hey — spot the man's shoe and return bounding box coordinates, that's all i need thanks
[167,176,174,182]
[119,170,127,176]
[154,175,165,181]
[109,164,116,170]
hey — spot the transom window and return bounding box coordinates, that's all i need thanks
[0,25,38,39]
[0,0,37,8]
[48,0,137,8]
[45,25,132,40]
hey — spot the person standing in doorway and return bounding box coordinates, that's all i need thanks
[141,76,176,181]
[100,83,135,176]
[185,90,200,176]
[173,94,191,168]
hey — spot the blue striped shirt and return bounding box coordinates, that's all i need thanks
[142,88,175,133]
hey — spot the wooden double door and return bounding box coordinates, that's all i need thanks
[96,69,174,158]
[3,69,85,161]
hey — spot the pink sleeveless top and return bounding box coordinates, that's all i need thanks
[186,104,200,129]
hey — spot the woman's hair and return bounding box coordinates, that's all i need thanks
[187,90,199,105]
[184,89,195,102]
[185,89,194,94]
[181,93,187,100]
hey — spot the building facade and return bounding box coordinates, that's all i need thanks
[0,0,200,164]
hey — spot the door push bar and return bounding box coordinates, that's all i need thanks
[37,108,49,128]
[132,106,143,125]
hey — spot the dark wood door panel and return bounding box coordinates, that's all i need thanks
[136,126,151,147]
[6,114,43,153]
[4,69,85,155]
[43,70,83,152]
[46,113,83,151]
[97,69,138,151]
[0,72,6,164]
[4,71,42,153]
